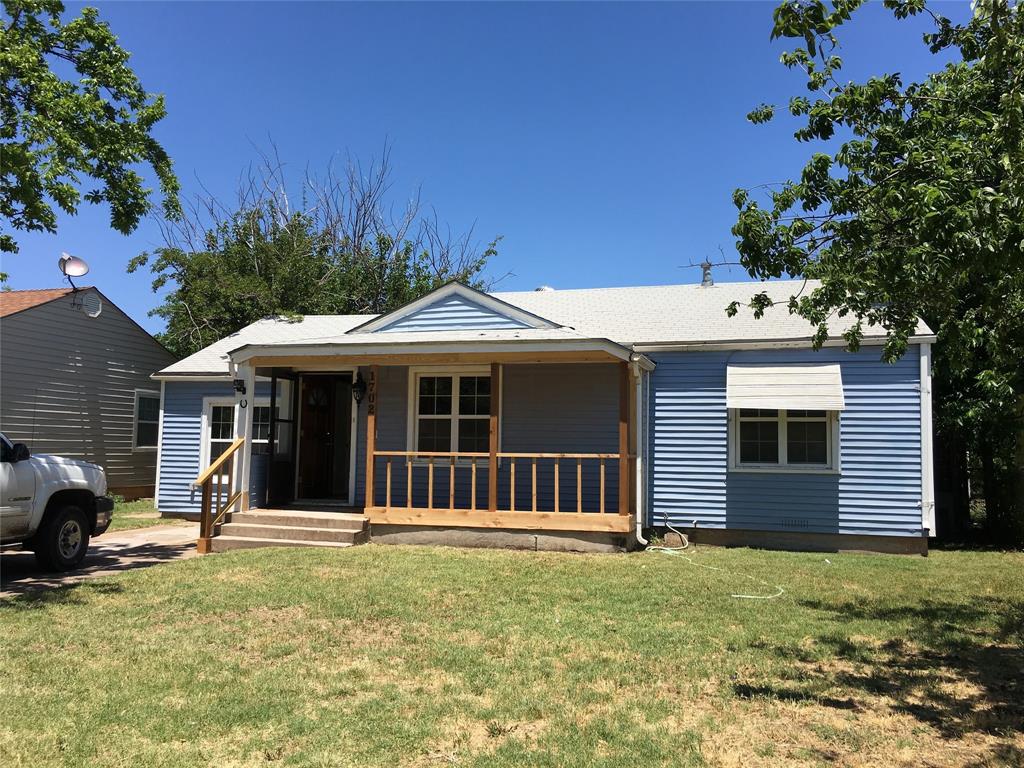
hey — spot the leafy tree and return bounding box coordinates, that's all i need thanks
[732,0,1024,541]
[0,0,179,257]
[129,149,500,358]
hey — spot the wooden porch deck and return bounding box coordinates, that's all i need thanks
[365,507,635,533]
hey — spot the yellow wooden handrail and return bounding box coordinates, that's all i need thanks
[194,437,245,486]
[195,436,245,553]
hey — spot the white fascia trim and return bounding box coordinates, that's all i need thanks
[154,381,166,508]
[920,342,935,536]
[151,373,276,382]
[348,282,561,333]
[634,335,937,353]
[229,338,645,365]
[152,373,232,382]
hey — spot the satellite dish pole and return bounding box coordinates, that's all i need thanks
[57,252,90,290]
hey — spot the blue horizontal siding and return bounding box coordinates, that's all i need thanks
[156,380,270,517]
[379,294,530,332]
[647,347,924,537]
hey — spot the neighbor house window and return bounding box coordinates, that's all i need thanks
[411,371,492,455]
[732,408,837,470]
[134,390,160,449]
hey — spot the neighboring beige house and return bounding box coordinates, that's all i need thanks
[0,287,176,499]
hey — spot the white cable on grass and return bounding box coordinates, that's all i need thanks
[647,522,786,600]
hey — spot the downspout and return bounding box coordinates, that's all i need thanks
[630,356,648,546]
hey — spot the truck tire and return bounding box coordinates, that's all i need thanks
[34,504,91,571]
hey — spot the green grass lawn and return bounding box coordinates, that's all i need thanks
[108,498,188,532]
[1,545,1021,767]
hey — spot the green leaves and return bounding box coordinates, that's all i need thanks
[735,0,1024,537]
[747,104,776,123]
[0,0,180,253]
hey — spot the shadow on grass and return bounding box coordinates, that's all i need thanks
[0,580,127,612]
[746,596,1024,744]
[733,683,861,711]
[0,541,195,602]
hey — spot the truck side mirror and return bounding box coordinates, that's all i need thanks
[11,443,30,462]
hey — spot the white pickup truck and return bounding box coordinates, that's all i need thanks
[0,431,113,570]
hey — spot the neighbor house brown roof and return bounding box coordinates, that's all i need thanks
[0,287,79,318]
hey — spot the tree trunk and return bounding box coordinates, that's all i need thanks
[1012,396,1024,545]
[980,440,1000,538]
[934,430,971,540]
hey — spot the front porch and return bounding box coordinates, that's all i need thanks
[194,352,644,551]
[362,360,636,536]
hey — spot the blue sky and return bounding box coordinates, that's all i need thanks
[4,1,967,334]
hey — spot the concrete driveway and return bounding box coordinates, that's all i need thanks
[0,523,199,598]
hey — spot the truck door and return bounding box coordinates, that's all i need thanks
[0,436,36,540]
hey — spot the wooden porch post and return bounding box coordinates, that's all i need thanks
[618,361,630,516]
[488,362,500,513]
[365,365,378,508]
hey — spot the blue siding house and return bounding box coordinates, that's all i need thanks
[153,280,935,554]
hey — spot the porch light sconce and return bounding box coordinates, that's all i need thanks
[233,378,246,395]
[352,373,367,405]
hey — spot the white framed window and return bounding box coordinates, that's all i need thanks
[406,367,496,457]
[200,398,271,473]
[133,389,161,450]
[252,404,274,455]
[200,399,236,472]
[729,408,840,473]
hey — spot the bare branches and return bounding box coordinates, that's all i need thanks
[154,139,494,287]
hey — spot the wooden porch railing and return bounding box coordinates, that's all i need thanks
[367,450,631,532]
[195,436,245,553]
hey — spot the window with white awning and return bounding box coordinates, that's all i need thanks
[726,365,844,472]
[726,364,846,411]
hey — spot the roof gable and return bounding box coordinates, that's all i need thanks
[349,282,560,334]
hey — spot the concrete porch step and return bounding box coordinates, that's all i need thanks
[229,509,367,531]
[210,536,359,553]
[219,522,368,544]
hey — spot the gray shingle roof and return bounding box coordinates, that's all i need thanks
[494,280,933,346]
[156,279,933,377]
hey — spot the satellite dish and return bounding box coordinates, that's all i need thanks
[82,293,103,318]
[58,252,90,277]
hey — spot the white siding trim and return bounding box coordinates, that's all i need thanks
[154,381,165,507]
[237,364,256,509]
[633,363,647,544]
[920,343,935,535]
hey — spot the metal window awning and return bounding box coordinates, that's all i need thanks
[726,364,846,411]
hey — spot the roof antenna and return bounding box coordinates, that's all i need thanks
[58,252,90,291]
[700,259,714,288]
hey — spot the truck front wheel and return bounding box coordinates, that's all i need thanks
[34,505,91,571]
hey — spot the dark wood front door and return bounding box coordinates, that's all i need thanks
[298,375,352,500]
